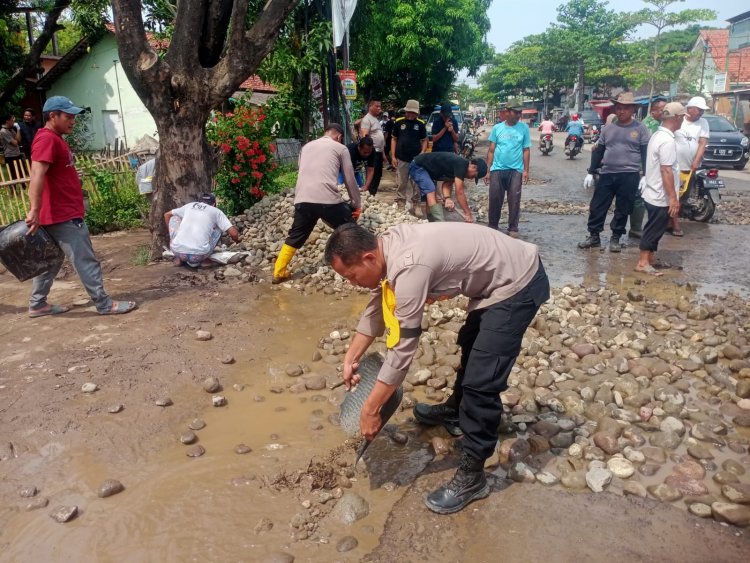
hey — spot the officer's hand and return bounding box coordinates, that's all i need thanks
[342,358,361,391]
[351,207,361,221]
[583,174,595,189]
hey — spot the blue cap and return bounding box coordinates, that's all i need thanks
[43,96,85,114]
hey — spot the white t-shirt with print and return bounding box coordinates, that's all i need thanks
[675,117,709,171]
[171,202,232,255]
[642,127,679,207]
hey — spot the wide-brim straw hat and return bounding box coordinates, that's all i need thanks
[610,91,638,105]
[403,99,420,113]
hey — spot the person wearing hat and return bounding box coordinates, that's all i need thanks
[391,99,427,214]
[324,222,549,514]
[635,102,685,276]
[485,101,531,238]
[271,123,361,284]
[408,152,487,222]
[671,96,710,237]
[164,192,240,268]
[579,91,651,252]
[24,96,137,317]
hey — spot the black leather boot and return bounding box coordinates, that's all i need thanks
[609,234,622,253]
[577,234,601,249]
[424,454,490,514]
[413,402,463,436]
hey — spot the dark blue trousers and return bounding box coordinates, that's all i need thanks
[586,172,640,236]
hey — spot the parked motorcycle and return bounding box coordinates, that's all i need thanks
[679,168,722,222]
[590,125,600,145]
[564,134,582,159]
[539,133,553,156]
[460,131,476,159]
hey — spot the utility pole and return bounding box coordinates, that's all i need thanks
[577,61,585,112]
[698,41,709,94]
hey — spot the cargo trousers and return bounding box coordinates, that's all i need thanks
[445,261,550,462]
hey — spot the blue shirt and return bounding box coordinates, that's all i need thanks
[432,116,459,152]
[565,121,584,137]
[488,121,531,172]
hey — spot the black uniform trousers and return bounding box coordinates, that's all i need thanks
[368,151,384,196]
[284,202,354,248]
[445,261,550,462]
[586,172,640,237]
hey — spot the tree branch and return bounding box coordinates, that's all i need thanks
[0,0,69,108]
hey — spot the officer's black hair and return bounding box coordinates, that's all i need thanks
[324,223,377,266]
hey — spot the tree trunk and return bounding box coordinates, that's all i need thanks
[149,113,216,256]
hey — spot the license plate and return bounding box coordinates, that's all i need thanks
[704,179,723,187]
[713,149,733,156]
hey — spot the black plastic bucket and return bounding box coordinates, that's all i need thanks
[0,220,65,282]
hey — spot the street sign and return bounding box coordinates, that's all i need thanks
[339,70,357,100]
[713,73,727,93]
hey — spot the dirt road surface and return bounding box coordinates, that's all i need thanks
[0,128,748,562]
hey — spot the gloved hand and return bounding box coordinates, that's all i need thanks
[583,174,595,189]
[638,176,646,193]
[351,207,361,221]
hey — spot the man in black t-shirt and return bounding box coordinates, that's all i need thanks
[345,137,375,191]
[392,99,427,212]
[409,152,486,222]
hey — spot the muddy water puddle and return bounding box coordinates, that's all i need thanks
[1,290,436,562]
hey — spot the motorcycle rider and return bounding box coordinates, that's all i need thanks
[564,114,584,149]
[671,96,710,237]
[538,115,556,144]
[578,92,651,252]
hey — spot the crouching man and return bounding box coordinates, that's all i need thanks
[164,193,240,268]
[324,222,549,514]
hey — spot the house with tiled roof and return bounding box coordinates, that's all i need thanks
[680,26,750,97]
[36,26,276,151]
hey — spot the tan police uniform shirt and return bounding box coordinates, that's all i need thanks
[294,136,361,209]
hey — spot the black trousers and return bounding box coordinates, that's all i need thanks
[446,261,550,461]
[368,151,383,195]
[586,172,640,236]
[284,202,354,248]
[639,202,669,252]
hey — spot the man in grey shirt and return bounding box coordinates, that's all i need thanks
[579,92,650,252]
[325,222,549,515]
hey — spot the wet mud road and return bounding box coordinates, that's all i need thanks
[0,129,748,562]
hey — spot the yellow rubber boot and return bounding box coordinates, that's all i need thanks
[273,244,297,284]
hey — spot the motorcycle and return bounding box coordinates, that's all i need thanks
[679,168,722,222]
[564,134,582,159]
[539,133,553,156]
[590,125,600,145]
[460,131,476,159]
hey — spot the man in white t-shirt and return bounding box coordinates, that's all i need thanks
[164,193,240,267]
[635,102,685,276]
[359,98,385,195]
[672,96,710,236]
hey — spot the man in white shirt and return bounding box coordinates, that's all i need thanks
[359,98,385,195]
[635,102,685,276]
[672,96,710,237]
[164,193,240,267]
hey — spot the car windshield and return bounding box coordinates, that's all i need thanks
[705,115,736,133]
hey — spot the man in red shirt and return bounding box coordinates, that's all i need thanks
[24,96,137,317]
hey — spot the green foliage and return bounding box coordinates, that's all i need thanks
[131,245,151,266]
[271,163,298,192]
[66,110,95,153]
[349,0,492,104]
[262,84,303,139]
[83,166,148,234]
[0,1,26,111]
[206,96,280,216]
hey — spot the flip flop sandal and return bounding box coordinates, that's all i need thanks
[99,301,137,315]
[29,304,70,318]
[634,265,663,277]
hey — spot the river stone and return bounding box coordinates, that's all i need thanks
[639,464,661,477]
[509,462,536,483]
[108,404,124,413]
[303,374,327,391]
[664,474,709,496]
[25,497,49,511]
[336,536,359,553]
[650,317,671,331]
[260,552,295,563]
[721,484,750,504]
[285,363,303,377]
[688,502,713,518]
[195,330,213,341]
[180,431,197,444]
[641,446,666,464]
[722,459,746,476]
[81,382,98,393]
[673,460,706,480]
[212,395,227,406]
[330,492,370,524]
[97,479,124,498]
[254,517,274,534]
[586,467,612,492]
[50,505,78,523]
[571,343,597,358]
[736,380,750,399]
[531,420,560,438]
[431,437,451,456]
[607,457,635,479]
[711,502,750,527]
[560,471,587,490]
[186,445,205,457]
[690,423,724,445]
[189,418,206,430]
[687,444,714,460]
[593,431,620,455]
[713,471,740,485]
[622,482,647,498]
[19,486,37,498]
[549,431,575,449]
[235,444,252,455]
[202,377,221,393]
[648,483,682,502]
[659,416,685,436]
[723,344,743,360]
[155,397,173,407]
[623,446,645,463]
[535,471,559,485]
[649,431,682,450]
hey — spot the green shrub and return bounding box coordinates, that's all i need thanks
[83,166,148,234]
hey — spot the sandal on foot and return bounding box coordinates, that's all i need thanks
[29,304,70,318]
[668,229,684,237]
[100,301,137,315]
[634,265,663,277]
